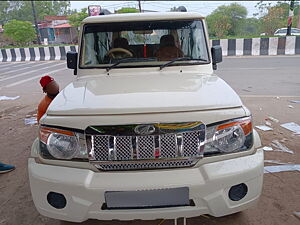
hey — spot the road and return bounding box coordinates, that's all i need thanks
[218,55,300,96]
[0,56,299,225]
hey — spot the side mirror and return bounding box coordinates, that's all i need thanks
[67,51,78,75]
[211,46,222,70]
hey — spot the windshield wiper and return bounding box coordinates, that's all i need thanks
[159,57,207,70]
[106,58,155,72]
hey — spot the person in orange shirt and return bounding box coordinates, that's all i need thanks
[37,75,59,122]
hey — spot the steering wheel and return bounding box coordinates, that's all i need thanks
[107,48,133,59]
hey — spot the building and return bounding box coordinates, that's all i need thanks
[38,16,78,44]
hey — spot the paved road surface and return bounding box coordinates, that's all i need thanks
[0,56,299,225]
[218,55,300,97]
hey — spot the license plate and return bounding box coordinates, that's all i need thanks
[105,187,189,209]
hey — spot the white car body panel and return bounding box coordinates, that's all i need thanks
[29,146,263,222]
[47,72,242,116]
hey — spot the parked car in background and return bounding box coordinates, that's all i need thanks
[274,28,300,36]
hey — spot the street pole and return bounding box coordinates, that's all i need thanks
[138,0,142,12]
[298,3,300,29]
[287,0,295,35]
[31,0,41,44]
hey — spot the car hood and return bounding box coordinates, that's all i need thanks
[47,73,242,116]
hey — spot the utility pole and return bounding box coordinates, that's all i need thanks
[138,0,142,12]
[298,3,300,29]
[31,0,41,44]
[287,0,295,35]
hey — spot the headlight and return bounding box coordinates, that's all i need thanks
[204,117,253,155]
[39,126,87,160]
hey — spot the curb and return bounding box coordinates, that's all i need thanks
[210,36,300,56]
[0,46,78,62]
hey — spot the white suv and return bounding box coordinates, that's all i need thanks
[29,12,263,222]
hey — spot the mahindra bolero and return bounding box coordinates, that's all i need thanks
[29,12,263,222]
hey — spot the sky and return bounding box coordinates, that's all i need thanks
[70,1,276,17]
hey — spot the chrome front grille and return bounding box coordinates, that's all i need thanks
[137,135,155,159]
[94,159,195,171]
[86,122,205,171]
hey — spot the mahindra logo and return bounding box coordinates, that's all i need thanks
[134,125,155,135]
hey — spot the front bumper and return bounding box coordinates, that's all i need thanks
[28,147,264,222]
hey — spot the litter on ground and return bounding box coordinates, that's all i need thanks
[260,146,273,151]
[0,96,20,101]
[264,160,291,165]
[255,125,273,131]
[265,121,272,126]
[280,122,300,135]
[24,117,37,125]
[266,116,279,123]
[288,105,294,108]
[289,100,300,104]
[294,212,300,220]
[264,164,300,173]
[271,140,294,154]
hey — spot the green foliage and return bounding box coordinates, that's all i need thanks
[0,1,72,24]
[68,8,88,28]
[206,1,300,38]
[0,1,9,24]
[256,1,300,35]
[116,8,139,14]
[206,3,247,37]
[3,19,36,45]
[206,14,232,37]
[238,18,263,36]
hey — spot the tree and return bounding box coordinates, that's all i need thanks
[206,3,247,37]
[255,1,300,35]
[238,18,262,36]
[68,8,88,29]
[116,7,139,14]
[3,19,36,45]
[206,14,232,37]
[0,1,72,24]
[0,1,9,24]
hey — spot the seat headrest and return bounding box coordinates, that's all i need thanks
[113,37,129,48]
[160,35,175,47]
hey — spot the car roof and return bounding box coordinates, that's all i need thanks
[82,12,204,24]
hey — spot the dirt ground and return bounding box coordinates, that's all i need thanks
[0,96,299,225]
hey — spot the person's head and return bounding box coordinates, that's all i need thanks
[160,35,175,48]
[113,37,129,49]
[40,75,59,96]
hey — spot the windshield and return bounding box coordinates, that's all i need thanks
[80,19,209,69]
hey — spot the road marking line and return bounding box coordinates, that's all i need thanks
[0,66,32,75]
[0,62,65,82]
[0,61,59,75]
[3,68,67,88]
[0,62,32,69]
[0,60,64,69]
